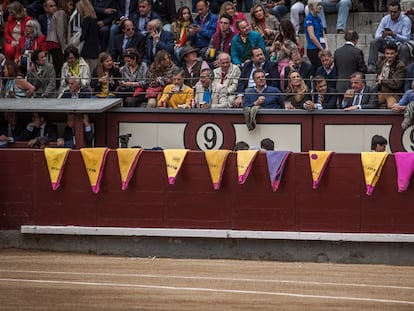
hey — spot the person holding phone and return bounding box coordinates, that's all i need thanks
[367,1,412,73]
[190,0,218,56]
[143,19,175,66]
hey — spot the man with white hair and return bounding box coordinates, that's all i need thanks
[213,53,241,104]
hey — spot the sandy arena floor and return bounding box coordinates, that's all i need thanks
[0,249,413,310]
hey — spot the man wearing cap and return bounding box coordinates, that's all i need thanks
[113,19,145,64]
[181,45,210,88]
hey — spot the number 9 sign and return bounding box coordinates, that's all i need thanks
[195,123,224,150]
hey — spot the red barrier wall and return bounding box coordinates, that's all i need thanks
[1,149,414,233]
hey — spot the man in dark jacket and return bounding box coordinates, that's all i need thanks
[233,46,280,107]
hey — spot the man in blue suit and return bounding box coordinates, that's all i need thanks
[233,47,280,107]
[144,19,175,66]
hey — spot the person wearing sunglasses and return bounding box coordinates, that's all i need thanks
[112,18,145,65]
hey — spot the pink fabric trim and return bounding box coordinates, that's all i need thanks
[121,151,142,190]
[91,148,109,194]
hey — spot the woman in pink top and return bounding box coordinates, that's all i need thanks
[216,1,248,34]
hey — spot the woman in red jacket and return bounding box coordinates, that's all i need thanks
[3,1,31,60]
[16,19,46,61]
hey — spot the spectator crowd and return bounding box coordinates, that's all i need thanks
[1,0,414,141]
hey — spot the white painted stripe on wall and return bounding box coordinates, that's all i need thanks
[20,226,414,243]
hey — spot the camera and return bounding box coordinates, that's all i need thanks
[117,133,132,148]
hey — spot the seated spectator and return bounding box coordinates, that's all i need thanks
[151,0,177,31]
[112,19,146,65]
[117,48,148,107]
[371,135,388,152]
[144,19,175,66]
[233,46,280,107]
[37,0,58,38]
[27,49,57,98]
[60,45,91,94]
[269,19,301,91]
[205,13,235,68]
[285,70,311,109]
[23,112,58,147]
[231,20,267,66]
[342,72,378,110]
[107,0,140,55]
[305,75,337,110]
[243,69,284,130]
[90,52,122,98]
[92,0,116,52]
[334,30,367,96]
[0,112,26,147]
[195,68,230,108]
[260,138,275,151]
[304,0,327,69]
[234,140,249,151]
[60,76,92,98]
[15,19,46,62]
[189,0,218,54]
[158,68,194,109]
[250,3,279,53]
[368,1,412,72]
[217,1,248,34]
[321,0,352,34]
[3,60,35,98]
[393,80,414,129]
[171,6,193,64]
[57,113,94,148]
[146,50,178,108]
[181,46,210,88]
[130,0,161,37]
[3,1,31,61]
[284,48,314,90]
[376,42,405,109]
[243,69,284,109]
[315,49,337,90]
[213,52,241,104]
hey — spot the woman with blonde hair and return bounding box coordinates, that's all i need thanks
[3,1,31,60]
[285,70,311,109]
[217,1,248,33]
[90,52,121,98]
[76,0,100,71]
[250,3,279,52]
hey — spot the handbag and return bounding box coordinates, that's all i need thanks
[133,86,145,97]
[68,31,84,53]
[145,86,163,99]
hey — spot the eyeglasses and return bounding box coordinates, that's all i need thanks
[125,27,135,31]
